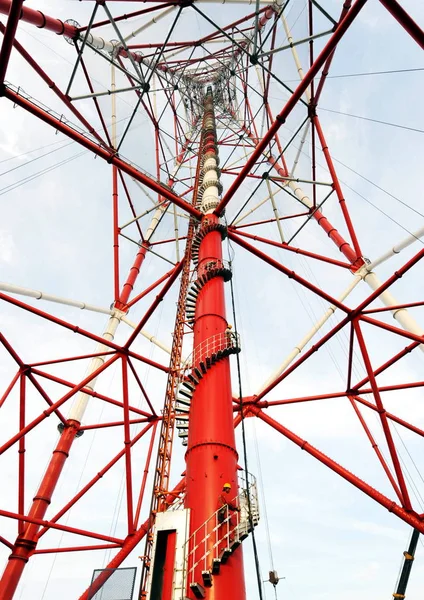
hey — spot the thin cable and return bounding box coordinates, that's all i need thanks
[0,150,87,196]
[253,422,274,569]
[273,121,424,238]
[319,107,424,135]
[0,140,74,177]
[330,155,424,220]
[283,67,424,82]
[227,234,264,600]
[0,138,69,165]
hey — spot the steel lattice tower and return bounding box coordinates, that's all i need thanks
[0,1,423,599]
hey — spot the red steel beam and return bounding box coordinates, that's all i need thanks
[0,293,169,372]
[77,479,186,600]
[183,90,246,600]
[0,0,24,84]
[36,423,154,541]
[214,0,368,216]
[0,87,202,220]
[256,408,424,532]
[34,543,121,554]
[348,395,403,503]
[231,228,352,269]
[378,0,424,50]
[229,230,349,311]
[0,508,123,545]
[0,23,108,147]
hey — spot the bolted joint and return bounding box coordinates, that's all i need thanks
[308,102,317,119]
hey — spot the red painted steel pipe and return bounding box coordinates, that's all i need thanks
[0,0,24,84]
[379,0,424,50]
[17,375,25,536]
[313,115,363,260]
[184,93,246,600]
[0,23,108,147]
[0,508,123,545]
[214,0,368,216]
[231,228,352,269]
[77,479,186,600]
[348,396,403,502]
[116,242,149,310]
[230,116,361,267]
[37,423,154,541]
[229,230,349,311]
[0,0,75,37]
[0,422,84,599]
[256,408,424,532]
[313,1,352,104]
[1,87,202,220]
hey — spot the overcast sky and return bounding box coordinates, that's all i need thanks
[1,1,424,599]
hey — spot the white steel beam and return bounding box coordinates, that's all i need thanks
[256,225,424,394]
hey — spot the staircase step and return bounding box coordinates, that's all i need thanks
[179,389,193,399]
[202,570,213,587]
[206,357,211,368]
[211,558,221,575]
[199,361,207,374]
[176,422,189,430]
[178,429,188,437]
[188,374,199,385]
[177,396,191,406]
[176,413,189,421]
[230,539,241,552]
[182,382,195,392]
[190,582,206,599]
[194,367,203,380]
[219,548,231,564]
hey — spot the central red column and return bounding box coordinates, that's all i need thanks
[184,89,245,600]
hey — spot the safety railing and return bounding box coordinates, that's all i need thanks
[193,330,240,368]
[183,472,259,591]
[196,258,231,279]
[177,331,241,378]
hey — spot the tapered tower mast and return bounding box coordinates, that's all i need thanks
[0,1,424,599]
[183,88,246,598]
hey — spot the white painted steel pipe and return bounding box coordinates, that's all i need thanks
[121,317,175,357]
[256,273,362,394]
[68,310,123,421]
[0,282,112,315]
[366,225,424,271]
[291,121,310,176]
[363,271,424,351]
[266,179,285,243]
[123,6,176,42]
[233,187,283,226]
[280,13,311,103]
[256,225,424,394]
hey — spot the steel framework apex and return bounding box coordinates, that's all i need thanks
[0,1,424,599]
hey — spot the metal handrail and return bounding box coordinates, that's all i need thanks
[183,472,259,589]
[196,258,231,279]
[179,331,240,379]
